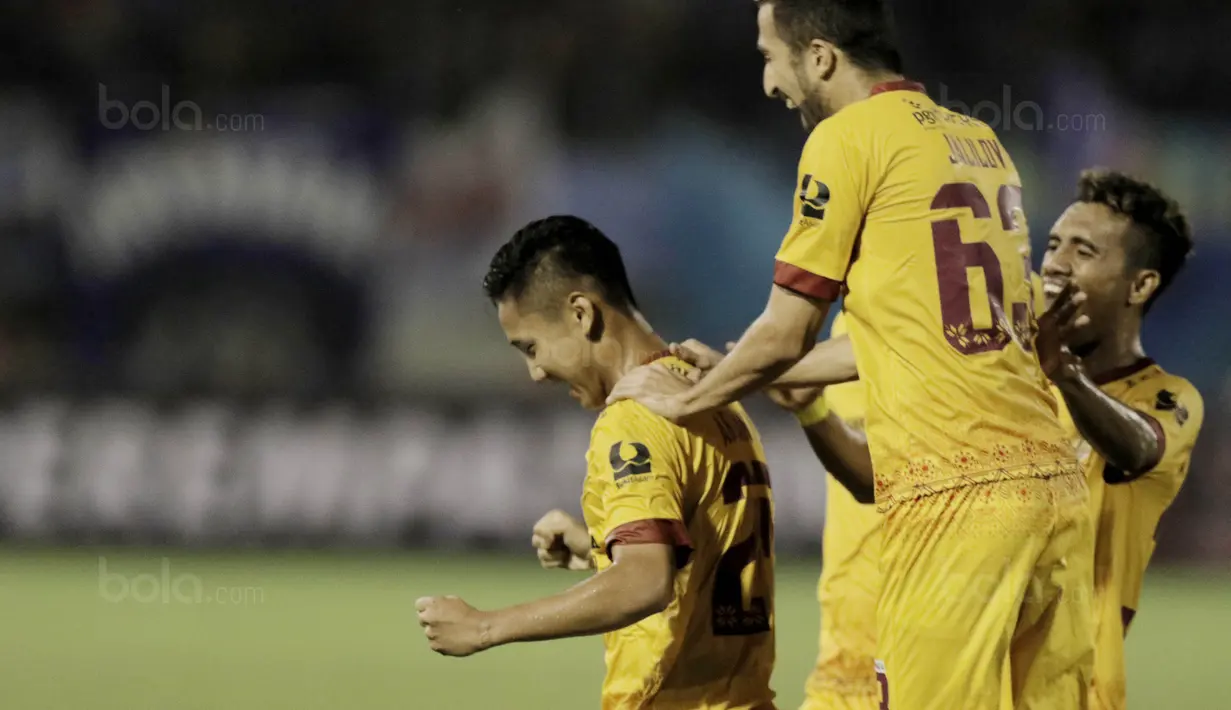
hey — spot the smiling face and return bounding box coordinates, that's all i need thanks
[495,294,608,410]
[1042,201,1158,351]
[757,3,828,131]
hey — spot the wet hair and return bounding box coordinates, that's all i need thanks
[1076,169,1193,312]
[757,0,903,73]
[483,215,639,315]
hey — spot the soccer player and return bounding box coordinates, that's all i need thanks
[1037,170,1204,710]
[671,318,880,710]
[415,216,777,710]
[609,1,1093,707]
[790,313,880,710]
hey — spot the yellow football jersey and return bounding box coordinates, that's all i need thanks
[1053,361,1204,710]
[804,311,882,707]
[582,356,775,710]
[773,81,1076,509]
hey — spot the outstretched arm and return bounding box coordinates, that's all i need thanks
[773,333,859,388]
[609,287,829,420]
[666,338,873,502]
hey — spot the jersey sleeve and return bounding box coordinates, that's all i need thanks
[586,403,693,565]
[774,120,874,301]
[1119,377,1205,482]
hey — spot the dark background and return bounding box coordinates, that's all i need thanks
[0,0,1227,557]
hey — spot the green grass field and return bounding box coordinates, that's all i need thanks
[2,547,1227,709]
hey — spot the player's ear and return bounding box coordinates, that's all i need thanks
[1127,269,1160,308]
[568,292,603,342]
[807,39,837,79]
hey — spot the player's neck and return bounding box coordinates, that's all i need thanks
[595,314,668,394]
[1078,318,1148,381]
[831,69,905,114]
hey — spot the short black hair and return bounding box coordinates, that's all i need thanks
[758,0,902,73]
[483,215,639,315]
[1076,169,1193,313]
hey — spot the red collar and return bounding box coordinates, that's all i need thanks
[870,79,926,96]
[641,349,673,366]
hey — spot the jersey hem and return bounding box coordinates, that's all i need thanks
[874,460,1081,513]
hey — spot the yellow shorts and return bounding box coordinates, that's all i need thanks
[876,474,1095,710]
[803,582,880,710]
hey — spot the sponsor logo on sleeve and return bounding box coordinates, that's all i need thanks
[798,174,830,221]
[1154,389,1189,426]
[609,441,652,481]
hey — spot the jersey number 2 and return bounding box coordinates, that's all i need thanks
[711,460,772,636]
[930,183,1035,355]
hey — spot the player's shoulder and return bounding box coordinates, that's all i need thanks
[1127,363,1204,426]
[591,400,680,442]
[802,105,870,154]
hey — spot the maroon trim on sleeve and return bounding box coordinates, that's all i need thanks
[870,80,927,96]
[605,519,693,569]
[774,261,843,301]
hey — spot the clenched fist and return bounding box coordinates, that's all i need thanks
[531,509,594,571]
[416,595,492,657]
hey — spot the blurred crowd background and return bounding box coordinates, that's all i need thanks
[0,0,1228,561]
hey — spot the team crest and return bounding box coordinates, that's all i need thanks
[798,174,830,220]
[1154,390,1189,426]
[609,441,652,480]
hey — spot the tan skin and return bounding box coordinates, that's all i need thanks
[606,3,901,420]
[1039,202,1165,476]
[417,290,682,657]
[652,338,876,504]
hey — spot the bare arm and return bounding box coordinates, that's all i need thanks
[662,287,829,418]
[799,411,875,503]
[485,543,674,646]
[1036,284,1161,478]
[645,338,874,501]
[773,333,859,388]
[1053,375,1162,479]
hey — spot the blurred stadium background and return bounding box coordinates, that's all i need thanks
[1,0,1229,708]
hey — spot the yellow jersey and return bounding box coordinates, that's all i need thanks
[1053,361,1204,710]
[773,80,1077,510]
[582,356,775,710]
[805,311,882,703]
